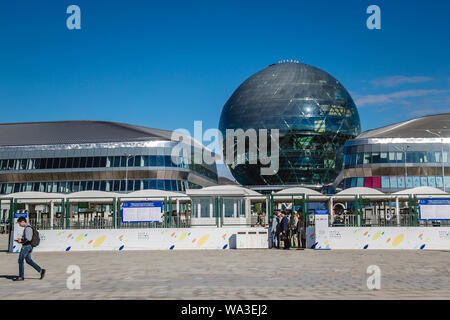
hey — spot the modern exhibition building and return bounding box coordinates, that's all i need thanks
[0,120,218,195]
[219,61,361,192]
[335,113,450,193]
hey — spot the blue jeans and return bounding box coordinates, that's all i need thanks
[18,244,41,278]
[273,233,280,249]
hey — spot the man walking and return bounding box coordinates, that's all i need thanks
[13,217,46,281]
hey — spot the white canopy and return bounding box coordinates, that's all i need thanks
[335,187,384,196]
[275,187,322,196]
[394,186,448,195]
[186,185,261,197]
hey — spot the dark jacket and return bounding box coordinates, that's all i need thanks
[280,216,289,232]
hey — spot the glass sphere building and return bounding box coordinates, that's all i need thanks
[219,61,361,188]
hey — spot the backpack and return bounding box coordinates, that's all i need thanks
[26,225,40,247]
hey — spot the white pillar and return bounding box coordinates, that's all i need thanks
[395,197,400,226]
[176,199,180,225]
[50,201,54,230]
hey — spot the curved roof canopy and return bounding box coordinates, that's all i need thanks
[393,187,448,195]
[0,120,210,151]
[0,191,66,200]
[275,187,322,196]
[335,187,384,196]
[187,185,261,196]
[356,113,450,139]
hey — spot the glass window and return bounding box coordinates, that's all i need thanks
[380,152,388,163]
[363,153,371,164]
[163,180,170,190]
[397,176,405,188]
[413,176,420,188]
[99,157,107,167]
[35,158,44,169]
[428,176,436,187]
[444,152,449,163]
[120,156,127,167]
[420,177,428,186]
[436,176,443,188]
[156,156,165,167]
[149,180,157,189]
[406,177,413,188]
[80,181,87,191]
[93,157,100,168]
[72,157,80,168]
[200,199,210,218]
[99,181,106,191]
[396,152,403,163]
[79,157,87,168]
[106,156,113,167]
[444,177,450,189]
[350,178,357,188]
[356,153,363,165]
[389,176,398,188]
[113,156,120,167]
[66,157,73,168]
[86,157,94,168]
[127,180,133,192]
[171,180,177,191]
[134,180,141,191]
[224,199,235,218]
[149,156,157,166]
[143,155,150,166]
[1,160,7,170]
[127,156,134,167]
[357,177,364,187]
[19,159,27,170]
[72,181,79,192]
[388,152,396,163]
[164,155,173,167]
[134,156,142,167]
[372,152,380,163]
[143,180,149,190]
[372,177,381,188]
[435,152,441,163]
[86,181,93,190]
[381,176,390,189]
[113,180,120,192]
[157,180,164,190]
[364,177,372,188]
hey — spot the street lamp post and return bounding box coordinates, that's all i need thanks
[426,130,445,192]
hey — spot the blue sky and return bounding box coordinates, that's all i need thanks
[0,0,449,177]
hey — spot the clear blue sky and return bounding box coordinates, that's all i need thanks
[0,1,449,139]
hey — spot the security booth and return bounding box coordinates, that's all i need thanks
[186,185,263,227]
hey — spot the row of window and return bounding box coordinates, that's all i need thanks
[0,155,189,171]
[0,179,202,195]
[344,151,450,168]
[342,176,450,190]
[0,155,218,182]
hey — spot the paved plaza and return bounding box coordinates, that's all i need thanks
[1,235,449,300]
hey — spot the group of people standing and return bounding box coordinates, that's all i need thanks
[270,210,306,250]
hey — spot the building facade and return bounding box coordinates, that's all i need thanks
[0,121,218,194]
[335,114,450,193]
[219,61,361,188]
